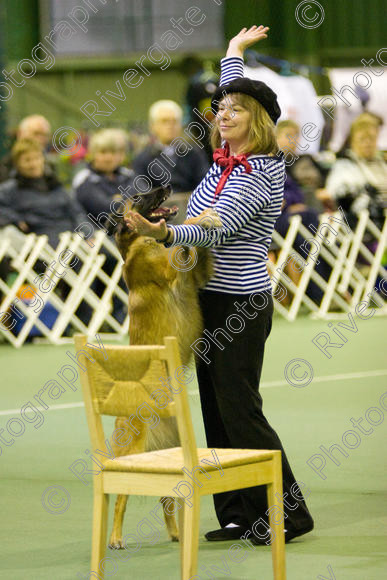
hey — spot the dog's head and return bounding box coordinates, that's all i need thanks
[105,185,178,236]
[106,185,179,259]
[131,184,178,223]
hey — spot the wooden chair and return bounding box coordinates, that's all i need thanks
[74,334,286,580]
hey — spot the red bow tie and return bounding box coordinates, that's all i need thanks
[212,143,252,200]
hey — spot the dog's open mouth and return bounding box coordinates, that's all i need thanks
[105,185,180,236]
[130,185,179,223]
[147,204,179,222]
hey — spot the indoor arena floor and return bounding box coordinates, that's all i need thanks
[1,314,386,580]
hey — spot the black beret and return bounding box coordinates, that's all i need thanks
[211,77,281,125]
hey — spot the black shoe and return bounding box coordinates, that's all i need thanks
[205,526,248,542]
[249,523,314,546]
[285,522,314,543]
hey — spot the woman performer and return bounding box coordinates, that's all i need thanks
[125,25,314,544]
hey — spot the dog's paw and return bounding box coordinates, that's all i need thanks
[108,538,125,550]
[170,533,179,542]
[197,208,222,229]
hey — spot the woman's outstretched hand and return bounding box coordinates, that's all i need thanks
[226,25,269,58]
[124,211,168,239]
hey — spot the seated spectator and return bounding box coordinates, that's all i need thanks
[0,139,91,328]
[335,112,384,159]
[276,120,330,211]
[132,100,209,223]
[73,129,132,325]
[0,139,85,247]
[0,115,54,183]
[326,113,387,233]
[272,124,331,305]
[73,128,133,222]
[18,114,51,147]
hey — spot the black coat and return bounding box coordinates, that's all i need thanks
[132,142,209,193]
[0,174,86,247]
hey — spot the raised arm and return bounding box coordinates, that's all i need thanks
[226,25,269,59]
[123,25,271,243]
[219,25,269,85]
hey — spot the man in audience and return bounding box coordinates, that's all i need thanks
[18,115,51,149]
[132,99,209,223]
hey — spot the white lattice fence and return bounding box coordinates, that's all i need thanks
[0,228,128,347]
[0,211,386,346]
[269,210,387,320]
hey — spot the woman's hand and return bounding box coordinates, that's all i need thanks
[124,211,168,240]
[226,25,269,58]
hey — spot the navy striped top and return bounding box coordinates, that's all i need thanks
[166,56,285,295]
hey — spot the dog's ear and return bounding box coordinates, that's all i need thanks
[103,214,121,236]
[114,223,137,260]
[162,184,172,197]
[103,194,135,236]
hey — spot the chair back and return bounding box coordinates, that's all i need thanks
[73,335,199,469]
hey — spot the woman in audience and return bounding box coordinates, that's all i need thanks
[73,128,133,221]
[276,120,330,212]
[0,139,90,327]
[273,122,329,304]
[0,139,85,247]
[326,114,387,233]
[73,129,133,325]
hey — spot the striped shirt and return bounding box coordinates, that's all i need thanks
[166,56,285,294]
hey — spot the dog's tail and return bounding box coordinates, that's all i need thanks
[145,417,180,451]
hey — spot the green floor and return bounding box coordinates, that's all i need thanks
[0,314,386,580]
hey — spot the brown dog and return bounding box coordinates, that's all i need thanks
[107,186,221,549]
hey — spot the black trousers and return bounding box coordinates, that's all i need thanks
[196,289,314,531]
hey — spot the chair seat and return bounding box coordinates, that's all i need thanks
[104,447,276,473]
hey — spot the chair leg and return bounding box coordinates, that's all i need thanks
[266,454,286,580]
[91,487,109,578]
[177,494,200,580]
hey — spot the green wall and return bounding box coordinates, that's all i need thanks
[224,0,385,63]
[2,0,386,131]
[5,0,40,61]
[4,51,226,131]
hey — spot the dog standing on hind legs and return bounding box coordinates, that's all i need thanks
[106,186,221,549]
